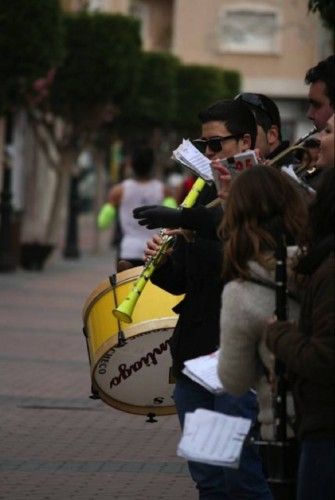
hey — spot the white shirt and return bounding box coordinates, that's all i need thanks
[119,178,164,260]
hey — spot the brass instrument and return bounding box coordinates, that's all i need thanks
[293,149,314,177]
[113,177,207,323]
[295,165,317,179]
[268,126,317,168]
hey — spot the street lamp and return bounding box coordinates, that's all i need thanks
[63,171,80,259]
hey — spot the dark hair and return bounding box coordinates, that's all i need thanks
[198,100,257,149]
[132,147,154,178]
[219,166,308,281]
[309,167,334,244]
[295,167,334,275]
[305,55,335,108]
[235,93,282,141]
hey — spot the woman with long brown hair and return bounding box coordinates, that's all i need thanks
[217,166,308,439]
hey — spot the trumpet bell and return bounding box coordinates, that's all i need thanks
[113,289,140,323]
[112,272,149,323]
[113,304,133,324]
[268,127,317,168]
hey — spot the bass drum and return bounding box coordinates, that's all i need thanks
[82,266,182,415]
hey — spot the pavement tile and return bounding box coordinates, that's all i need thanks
[0,218,195,499]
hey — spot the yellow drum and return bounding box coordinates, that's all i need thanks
[82,266,182,415]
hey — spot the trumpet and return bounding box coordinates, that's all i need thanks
[113,176,207,323]
[268,126,317,167]
[293,149,314,177]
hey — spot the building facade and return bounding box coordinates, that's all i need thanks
[63,0,333,141]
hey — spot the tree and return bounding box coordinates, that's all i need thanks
[0,0,64,270]
[0,0,64,113]
[25,11,142,248]
[116,50,180,162]
[50,12,141,126]
[121,51,180,131]
[175,64,241,137]
[117,58,241,174]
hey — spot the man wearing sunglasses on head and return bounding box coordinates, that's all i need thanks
[138,100,272,500]
[234,92,295,166]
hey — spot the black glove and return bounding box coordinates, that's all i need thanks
[133,205,182,229]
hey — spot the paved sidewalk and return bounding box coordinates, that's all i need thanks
[0,216,195,500]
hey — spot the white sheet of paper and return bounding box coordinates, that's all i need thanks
[182,350,224,394]
[209,150,257,191]
[177,409,252,468]
[172,139,213,181]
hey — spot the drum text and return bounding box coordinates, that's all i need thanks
[109,339,170,387]
[97,350,115,375]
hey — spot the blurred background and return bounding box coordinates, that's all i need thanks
[0,0,333,272]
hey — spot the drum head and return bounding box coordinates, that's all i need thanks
[93,319,176,415]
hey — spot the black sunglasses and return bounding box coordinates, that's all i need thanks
[192,135,242,154]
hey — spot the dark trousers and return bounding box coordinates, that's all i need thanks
[297,439,335,500]
[173,377,273,500]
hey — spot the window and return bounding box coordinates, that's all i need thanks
[87,0,105,11]
[218,4,280,54]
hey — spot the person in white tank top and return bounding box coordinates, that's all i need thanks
[97,147,176,267]
[119,176,165,263]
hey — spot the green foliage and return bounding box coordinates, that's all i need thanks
[221,70,241,98]
[308,0,335,30]
[0,0,64,113]
[121,51,180,129]
[50,12,142,125]
[175,64,241,135]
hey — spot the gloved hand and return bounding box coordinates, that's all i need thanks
[133,205,182,229]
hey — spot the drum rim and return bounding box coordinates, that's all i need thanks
[97,392,176,416]
[82,279,111,322]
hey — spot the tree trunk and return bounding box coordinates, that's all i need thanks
[44,148,74,244]
[91,147,108,254]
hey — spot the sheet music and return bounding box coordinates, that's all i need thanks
[172,139,213,181]
[177,409,252,468]
[210,149,258,188]
[182,350,224,394]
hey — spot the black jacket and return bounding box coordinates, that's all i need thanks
[267,141,295,167]
[151,184,223,378]
[266,236,335,440]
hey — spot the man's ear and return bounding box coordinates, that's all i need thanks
[240,133,252,151]
[267,125,279,147]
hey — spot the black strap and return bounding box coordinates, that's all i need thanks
[246,277,298,303]
[248,276,297,441]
